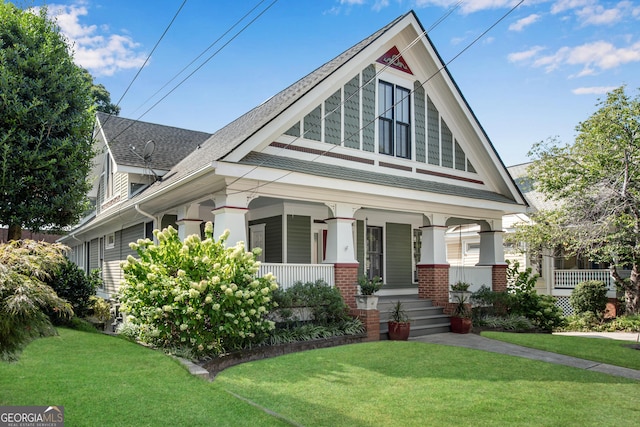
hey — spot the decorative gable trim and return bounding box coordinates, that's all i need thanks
[376,46,413,75]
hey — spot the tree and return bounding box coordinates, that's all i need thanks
[0,2,95,240]
[0,240,72,361]
[80,68,121,115]
[514,86,640,314]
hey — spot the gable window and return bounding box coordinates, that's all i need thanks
[378,81,411,159]
[105,233,115,249]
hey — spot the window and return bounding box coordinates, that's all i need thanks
[105,233,115,249]
[378,81,411,158]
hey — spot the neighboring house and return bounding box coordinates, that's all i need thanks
[446,162,624,315]
[0,228,63,243]
[61,12,527,327]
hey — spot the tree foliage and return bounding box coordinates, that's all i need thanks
[80,68,120,115]
[0,240,73,361]
[0,2,95,239]
[514,86,640,314]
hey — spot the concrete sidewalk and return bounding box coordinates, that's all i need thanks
[412,332,640,381]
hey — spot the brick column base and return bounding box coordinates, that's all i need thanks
[334,263,359,310]
[492,264,508,292]
[351,308,380,341]
[417,264,449,308]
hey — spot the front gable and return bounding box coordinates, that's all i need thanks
[221,12,524,207]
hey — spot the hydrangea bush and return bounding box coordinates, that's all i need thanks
[119,222,277,357]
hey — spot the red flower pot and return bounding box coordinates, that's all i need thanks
[388,321,411,340]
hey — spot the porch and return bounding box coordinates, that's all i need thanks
[552,269,628,315]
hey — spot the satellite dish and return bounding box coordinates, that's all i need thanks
[142,140,156,161]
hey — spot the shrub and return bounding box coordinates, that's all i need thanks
[0,240,72,361]
[46,261,100,319]
[271,280,350,325]
[119,223,277,357]
[469,262,564,332]
[570,280,608,317]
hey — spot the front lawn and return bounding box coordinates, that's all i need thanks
[1,329,638,426]
[482,331,640,370]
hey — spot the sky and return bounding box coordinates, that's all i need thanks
[17,0,640,166]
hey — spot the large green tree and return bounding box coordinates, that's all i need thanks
[80,68,120,116]
[0,2,95,240]
[514,86,640,314]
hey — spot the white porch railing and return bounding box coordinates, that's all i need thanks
[258,263,335,290]
[553,269,630,290]
[449,266,493,293]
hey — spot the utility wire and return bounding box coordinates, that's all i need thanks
[228,1,524,197]
[113,0,188,113]
[104,0,279,147]
[128,0,269,117]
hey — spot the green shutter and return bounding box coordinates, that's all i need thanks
[441,119,453,168]
[385,223,412,287]
[455,139,466,171]
[287,215,310,263]
[304,106,322,141]
[414,81,426,163]
[362,65,376,152]
[344,75,360,149]
[285,122,300,137]
[325,90,342,145]
[427,96,440,165]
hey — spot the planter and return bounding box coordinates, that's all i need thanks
[387,321,410,340]
[450,316,472,334]
[356,295,379,310]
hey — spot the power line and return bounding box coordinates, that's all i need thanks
[128,0,269,117]
[227,1,524,197]
[104,0,279,146]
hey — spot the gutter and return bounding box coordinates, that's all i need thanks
[135,204,156,227]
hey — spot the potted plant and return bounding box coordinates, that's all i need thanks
[450,292,472,334]
[356,276,383,310]
[387,300,411,340]
[450,281,471,303]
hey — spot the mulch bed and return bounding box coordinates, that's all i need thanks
[200,333,367,378]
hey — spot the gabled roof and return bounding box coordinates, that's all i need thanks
[140,13,407,195]
[95,111,212,171]
[508,162,555,212]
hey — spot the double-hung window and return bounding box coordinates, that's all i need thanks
[378,81,411,158]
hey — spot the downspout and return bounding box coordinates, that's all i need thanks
[135,204,156,228]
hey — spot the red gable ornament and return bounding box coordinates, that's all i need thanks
[376,46,413,75]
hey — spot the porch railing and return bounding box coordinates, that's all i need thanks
[449,266,493,293]
[258,263,335,290]
[553,269,630,290]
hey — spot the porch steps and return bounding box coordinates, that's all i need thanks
[377,295,450,339]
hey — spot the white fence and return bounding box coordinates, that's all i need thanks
[258,263,335,290]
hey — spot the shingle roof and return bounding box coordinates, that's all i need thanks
[241,152,519,205]
[96,112,212,171]
[141,13,408,194]
[507,162,556,211]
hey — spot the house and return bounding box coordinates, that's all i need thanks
[445,162,625,315]
[61,11,528,335]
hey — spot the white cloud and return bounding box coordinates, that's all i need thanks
[509,13,541,31]
[550,0,594,15]
[551,0,639,26]
[572,86,618,95]
[508,46,545,62]
[414,0,522,14]
[44,3,147,76]
[515,40,640,75]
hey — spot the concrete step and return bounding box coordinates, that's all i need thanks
[377,295,451,339]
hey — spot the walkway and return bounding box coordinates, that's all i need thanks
[412,332,640,381]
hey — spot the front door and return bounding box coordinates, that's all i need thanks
[366,226,383,279]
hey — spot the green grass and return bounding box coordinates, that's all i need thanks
[482,332,640,370]
[1,329,639,426]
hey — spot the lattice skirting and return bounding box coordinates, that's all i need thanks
[555,296,574,316]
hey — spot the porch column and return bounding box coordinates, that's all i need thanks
[176,203,202,240]
[212,193,249,247]
[417,219,449,308]
[477,221,507,292]
[325,203,359,309]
